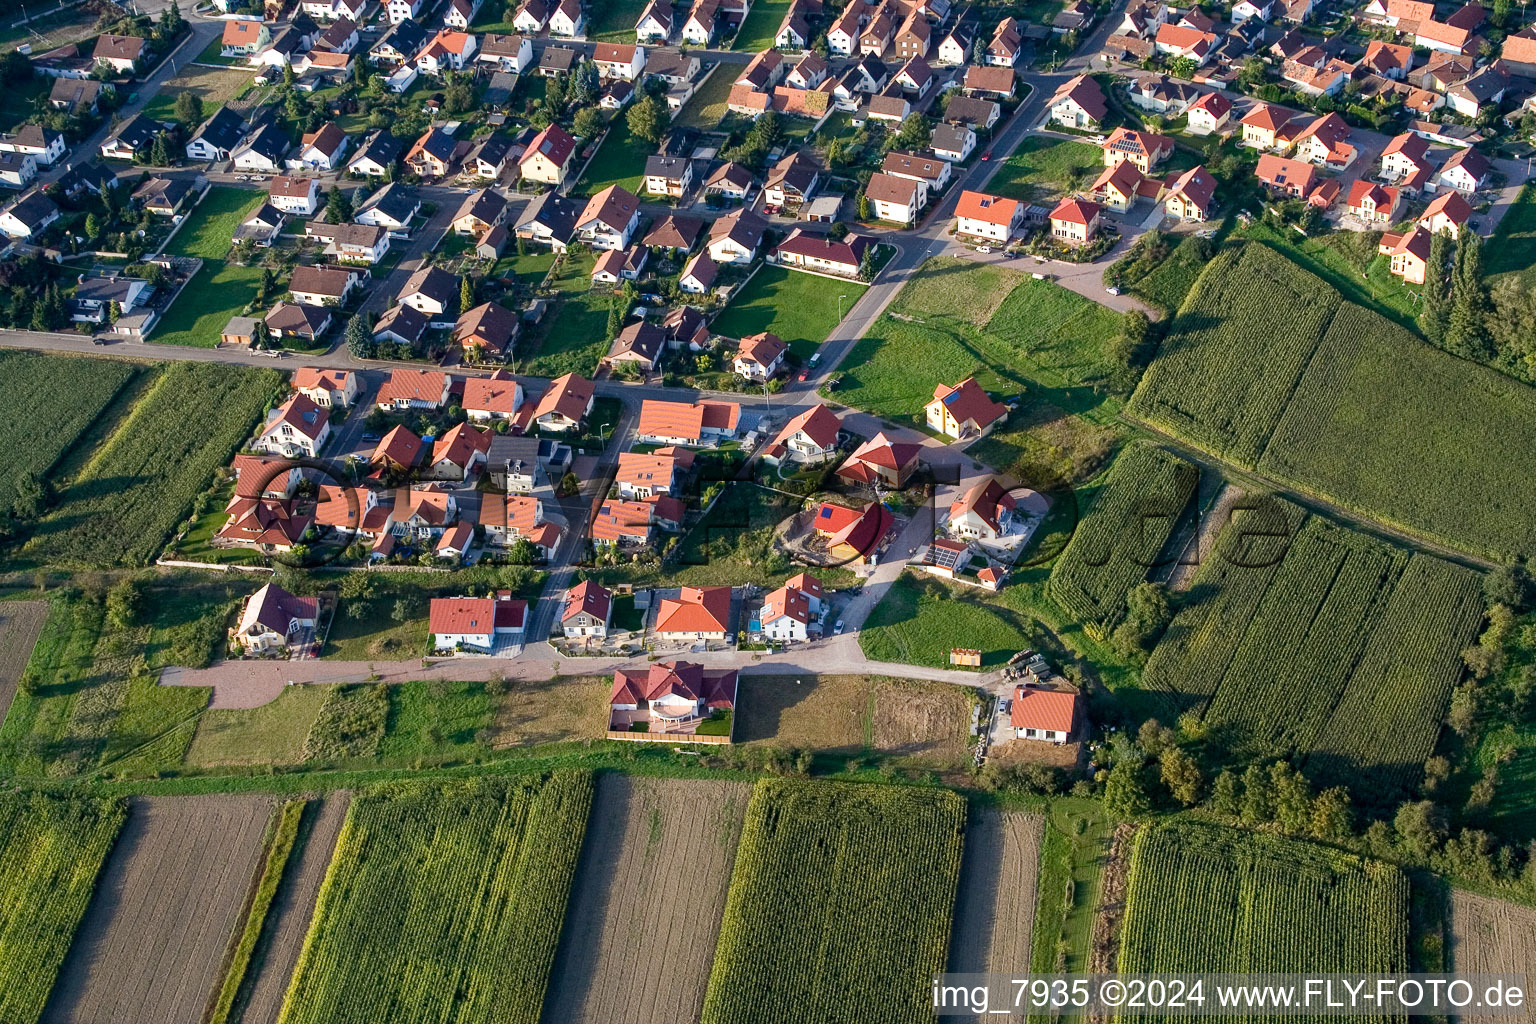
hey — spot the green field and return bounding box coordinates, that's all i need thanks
[1117,822,1409,1010]
[732,0,796,50]
[0,353,139,509]
[1232,222,1421,331]
[23,362,284,567]
[702,779,965,1024]
[574,118,652,198]
[587,0,653,40]
[710,265,867,359]
[1144,504,1485,794]
[832,258,1123,439]
[0,792,126,1024]
[1047,443,1197,634]
[674,65,737,129]
[1486,182,1536,286]
[150,260,267,348]
[987,136,1105,203]
[167,186,267,260]
[859,572,1036,668]
[1128,243,1536,561]
[279,775,595,1024]
[517,253,613,377]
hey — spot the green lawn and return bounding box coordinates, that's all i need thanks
[323,567,545,661]
[377,680,499,760]
[194,36,243,65]
[149,260,265,348]
[710,266,867,359]
[185,686,329,767]
[517,253,613,377]
[673,64,737,129]
[859,573,1034,668]
[831,257,1125,435]
[1488,182,1536,287]
[492,248,558,288]
[1232,223,1421,331]
[987,136,1104,203]
[733,0,795,50]
[588,0,654,40]
[574,118,653,198]
[167,186,267,260]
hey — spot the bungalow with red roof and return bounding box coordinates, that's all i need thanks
[562,580,613,637]
[948,476,1017,541]
[812,500,892,564]
[462,371,524,422]
[654,586,732,641]
[1048,196,1103,245]
[774,227,874,277]
[1154,22,1216,64]
[837,431,923,489]
[609,661,737,732]
[1254,154,1318,198]
[592,499,657,548]
[636,398,741,446]
[256,393,330,458]
[1011,685,1079,743]
[375,368,451,410]
[926,377,1007,440]
[429,592,526,653]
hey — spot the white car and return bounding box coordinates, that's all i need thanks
[833,620,845,635]
[976,245,992,254]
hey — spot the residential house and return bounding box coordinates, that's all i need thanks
[0,125,66,169]
[1379,224,1432,284]
[1380,131,1435,192]
[454,302,521,360]
[429,594,527,653]
[1292,112,1356,169]
[531,372,596,432]
[0,191,59,239]
[1154,22,1215,64]
[954,189,1023,241]
[762,402,841,464]
[1163,164,1216,221]
[257,393,331,458]
[704,161,756,203]
[1102,127,1174,172]
[837,432,922,488]
[443,0,484,29]
[636,0,674,42]
[293,367,359,407]
[1240,102,1295,149]
[0,151,37,188]
[636,399,740,446]
[267,174,320,215]
[964,64,1016,98]
[944,95,1000,131]
[593,42,645,79]
[264,301,332,343]
[609,661,737,727]
[733,331,787,380]
[895,12,933,58]
[562,581,613,637]
[643,155,694,198]
[369,425,424,471]
[575,184,641,249]
[1361,39,1414,79]
[371,18,428,64]
[451,187,509,237]
[948,476,1016,541]
[1346,179,1400,224]
[373,304,429,347]
[549,0,587,36]
[679,251,719,294]
[185,107,245,162]
[936,23,972,64]
[987,16,1024,66]
[812,500,891,563]
[355,182,420,233]
[405,127,457,177]
[234,203,285,246]
[643,213,704,254]
[476,32,533,73]
[305,221,391,264]
[515,190,579,250]
[1437,145,1490,192]
[1090,160,1151,213]
[288,264,363,306]
[757,573,824,642]
[132,175,194,216]
[462,370,524,422]
[386,0,426,21]
[1048,196,1102,245]
[1419,189,1472,238]
[930,122,977,162]
[100,114,160,161]
[514,0,552,32]
[654,587,732,641]
[1048,74,1106,128]
[415,29,478,75]
[428,422,492,479]
[396,267,459,321]
[346,129,403,178]
[592,499,657,547]
[681,1,720,46]
[707,208,767,263]
[1185,90,1232,134]
[376,367,451,409]
[48,78,109,115]
[486,434,543,493]
[1445,63,1507,118]
[925,377,1006,440]
[93,34,147,74]
[235,584,317,653]
[519,123,578,185]
[294,121,349,171]
[864,171,926,224]
[763,151,819,208]
[774,227,872,276]
[1254,153,1317,197]
[606,320,669,372]
[1011,687,1079,743]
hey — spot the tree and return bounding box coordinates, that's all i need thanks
[1169,55,1198,79]
[971,36,985,64]
[545,74,567,112]
[105,578,143,629]
[1211,769,1242,817]
[1110,581,1172,660]
[606,296,622,338]
[251,319,272,351]
[173,89,203,126]
[460,274,476,314]
[1159,747,1203,805]
[892,113,931,150]
[1484,562,1532,611]
[572,106,604,139]
[345,312,373,359]
[259,266,277,305]
[1269,761,1313,834]
[1420,228,1453,343]
[1239,763,1272,825]
[1393,800,1448,859]
[1445,230,1492,360]
[443,71,474,114]
[325,185,352,223]
[107,300,121,324]
[627,95,669,145]
[148,132,170,167]
[858,244,877,280]
[1309,787,1354,842]
[0,48,31,87]
[857,192,872,220]
[1103,757,1152,816]
[11,471,50,520]
[84,212,102,242]
[559,472,580,497]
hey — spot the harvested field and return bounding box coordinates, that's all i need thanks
[543,777,750,1024]
[1447,891,1536,1024]
[0,601,48,725]
[238,795,351,1024]
[493,674,608,746]
[43,794,276,1024]
[947,810,1044,973]
[141,67,256,122]
[735,674,974,767]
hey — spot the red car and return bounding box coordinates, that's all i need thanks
[982,150,993,160]
[798,369,811,382]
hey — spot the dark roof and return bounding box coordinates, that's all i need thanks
[515,189,578,242]
[414,128,457,162]
[108,114,160,151]
[190,106,246,152]
[469,133,512,167]
[237,122,290,162]
[945,95,1000,125]
[372,16,427,56]
[644,154,691,180]
[55,160,114,195]
[539,45,578,72]
[356,181,417,223]
[350,129,403,169]
[401,265,459,305]
[4,191,58,230]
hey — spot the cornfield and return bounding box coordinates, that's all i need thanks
[278,774,594,1024]
[0,792,126,1024]
[701,779,966,1024]
[1117,821,1409,1024]
[1048,442,1198,634]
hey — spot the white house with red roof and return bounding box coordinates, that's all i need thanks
[926,377,1007,440]
[763,403,842,465]
[1011,686,1079,743]
[1418,190,1472,238]
[236,583,318,653]
[948,476,1017,542]
[1049,74,1107,127]
[462,371,524,422]
[757,572,825,642]
[636,399,741,447]
[562,580,614,637]
[837,432,923,489]
[654,586,733,641]
[292,367,358,407]
[1185,91,1232,134]
[375,368,451,410]
[733,331,788,381]
[1049,197,1103,245]
[954,190,1024,242]
[575,184,642,250]
[609,661,738,732]
[532,373,596,432]
[773,227,874,277]
[519,123,578,185]
[428,422,493,480]
[429,592,527,653]
[256,393,330,458]
[1346,179,1400,224]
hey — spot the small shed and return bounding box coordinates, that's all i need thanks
[950,648,982,667]
[221,314,258,346]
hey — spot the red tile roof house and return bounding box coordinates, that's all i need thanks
[531,373,595,432]
[947,476,1018,542]
[654,585,733,641]
[375,368,451,410]
[217,492,311,552]
[773,227,874,277]
[756,573,825,643]
[812,500,893,565]
[429,593,527,654]
[1345,179,1401,225]
[609,661,738,736]
[1011,686,1080,743]
[925,377,1007,440]
[479,492,560,554]
[616,448,693,499]
[761,402,842,465]
[1048,196,1103,246]
[370,424,424,472]
[562,579,613,638]
[427,422,493,480]
[636,399,741,447]
[235,583,318,654]
[1378,224,1433,285]
[1101,127,1175,173]
[837,431,923,489]
[462,370,524,423]
[733,331,787,381]
[1418,189,1473,239]
[255,393,331,458]
[293,367,358,407]
[591,499,657,548]
[954,190,1024,242]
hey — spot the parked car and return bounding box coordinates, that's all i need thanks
[833,620,845,634]
[976,245,992,253]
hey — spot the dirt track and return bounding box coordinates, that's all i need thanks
[1448,890,1536,1024]
[238,794,351,1024]
[541,777,750,1024]
[947,811,1045,974]
[42,794,275,1024]
[0,600,48,725]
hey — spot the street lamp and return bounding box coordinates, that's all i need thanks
[837,293,848,321]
